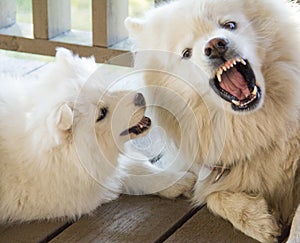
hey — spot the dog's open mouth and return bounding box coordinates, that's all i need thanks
[209,57,261,111]
[120,116,151,136]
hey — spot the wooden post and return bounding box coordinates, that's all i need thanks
[32,0,71,39]
[92,0,128,47]
[0,0,16,28]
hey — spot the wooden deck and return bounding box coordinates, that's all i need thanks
[0,195,257,243]
[0,51,269,243]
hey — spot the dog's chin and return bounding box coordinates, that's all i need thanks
[221,96,263,115]
[120,116,152,139]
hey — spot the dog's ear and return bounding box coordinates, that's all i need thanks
[56,104,73,131]
[124,17,145,36]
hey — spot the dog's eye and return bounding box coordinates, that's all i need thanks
[182,48,193,59]
[222,21,237,30]
[96,107,108,122]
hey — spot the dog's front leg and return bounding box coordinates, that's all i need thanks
[119,153,196,199]
[206,191,280,243]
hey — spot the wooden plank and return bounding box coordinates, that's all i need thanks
[0,0,16,28]
[165,207,258,243]
[92,0,106,47]
[32,0,48,39]
[92,0,128,47]
[50,195,192,242]
[32,0,71,39]
[0,34,127,64]
[0,221,69,243]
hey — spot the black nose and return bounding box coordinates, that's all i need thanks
[204,38,229,58]
[134,93,145,107]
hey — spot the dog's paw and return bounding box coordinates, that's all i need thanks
[207,192,281,243]
[237,199,281,243]
[244,213,280,243]
[157,172,196,199]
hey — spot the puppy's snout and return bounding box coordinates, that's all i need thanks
[204,38,229,58]
[134,93,146,107]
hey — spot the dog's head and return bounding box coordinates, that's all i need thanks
[54,88,151,156]
[39,48,151,163]
[125,0,300,114]
[93,90,151,144]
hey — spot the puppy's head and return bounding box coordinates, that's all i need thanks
[55,89,151,155]
[93,90,151,144]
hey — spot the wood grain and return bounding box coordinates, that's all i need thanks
[0,221,69,243]
[0,34,127,65]
[165,207,258,243]
[50,195,192,243]
[32,0,48,39]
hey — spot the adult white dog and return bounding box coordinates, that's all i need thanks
[125,0,300,242]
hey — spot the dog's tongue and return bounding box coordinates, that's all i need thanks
[220,68,250,100]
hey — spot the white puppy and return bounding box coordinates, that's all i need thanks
[0,48,152,222]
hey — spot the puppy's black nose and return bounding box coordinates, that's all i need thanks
[134,93,145,107]
[204,38,229,58]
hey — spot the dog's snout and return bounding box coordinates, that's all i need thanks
[204,38,229,58]
[134,93,145,107]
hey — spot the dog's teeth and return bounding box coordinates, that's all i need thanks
[217,72,222,82]
[232,100,240,106]
[216,69,223,82]
[230,64,234,68]
[252,86,258,96]
[241,59,247,65]
[233,60,237,65]
[236,58,246,65]
[223,66,227,71]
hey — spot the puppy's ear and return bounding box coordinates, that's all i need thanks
[56,104,73,131]
[124,17,145,36]
[55,47,74,65]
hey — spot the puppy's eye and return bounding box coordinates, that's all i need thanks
[182,48,193,59]
[96,107,108,122]
[222,21,237,30]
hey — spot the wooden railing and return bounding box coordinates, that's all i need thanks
[0,0,163,63]
[0,0,297,64]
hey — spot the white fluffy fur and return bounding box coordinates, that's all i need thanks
[0,48,150,222]
[125,0,300,242]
